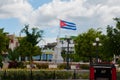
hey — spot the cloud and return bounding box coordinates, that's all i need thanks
[0,0,33,23]
[1,0,120,30]
[1,0,120,43]
[28,0,120,33]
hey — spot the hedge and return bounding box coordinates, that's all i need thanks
[0,69,89,80]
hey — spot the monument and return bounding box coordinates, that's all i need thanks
[52,38,63,63]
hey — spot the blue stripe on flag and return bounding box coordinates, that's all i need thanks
[66,24,76,27]
[62,26,76,30]
[63,20,76,25]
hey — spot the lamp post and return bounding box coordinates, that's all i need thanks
[65,36,71,70]
[93,37,102,63]
[60,40,64,50]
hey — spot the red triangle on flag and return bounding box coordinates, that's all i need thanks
[60,20,66,28]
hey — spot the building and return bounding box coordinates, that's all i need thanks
[2,34,19,62]
[34,37,75,62]
[33,42,56,61]
[8,34,19,50]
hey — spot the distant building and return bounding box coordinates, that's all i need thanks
[34,37,75,61]
[2,34,19,62]
[35,43,56,61]
[8,34,19,50]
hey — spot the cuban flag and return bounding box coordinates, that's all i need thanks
[60,20,76,30]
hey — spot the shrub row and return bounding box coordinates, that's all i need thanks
[35,63,89,69]
[0,69,89,80]
[7,61,90,70]
[8,61,26,68]
[35,63,48,69]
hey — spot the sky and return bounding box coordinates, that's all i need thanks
[0,0,120,45]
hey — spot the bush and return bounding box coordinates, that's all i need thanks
[80,64,89,69]
[0,70,74,80]
[8,61,18,68]
[57,63,66,69]
[31,70,60,79]
[17,62,26,68]
[8,61,25,68]
[79,73,89,79]
[0,70,30,80]
[36,63,48,69]
[55,71,72,79]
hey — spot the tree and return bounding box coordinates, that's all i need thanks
[0,28,9,68]
[105,18,120,60]
[21,25,43,46]
[8,48,19,61]
[18,25,43,62]
[0,28,9,53]
[17,37,33,61]
[75,28,104,62]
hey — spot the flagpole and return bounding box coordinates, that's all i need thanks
[52,19,63,63]
[57,19,61,43]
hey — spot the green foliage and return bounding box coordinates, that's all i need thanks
[17,62,26,68]
[17,37,33,61]
[80,64,89,69]
[57,63,66,69]
[79,73,89,79]
[71,54,82,62]
[36,63,48,69]
[18,25,43,62]
[0,28,9,67]
[21,25,44,46]
[55,71,72,79]
[0,69,89,80]
[33,70,54,79]
[105,18,120,57]
[73,17,120,61]
[32,46,42,56]
[61,50,80,62]
[0,28,9,53]
[0,70,31,80]
[8,48,19,61]
[75,28,104,61]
